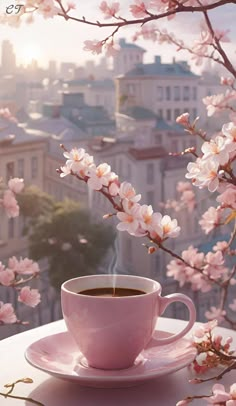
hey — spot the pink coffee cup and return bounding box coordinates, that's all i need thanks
[61,274,196,370]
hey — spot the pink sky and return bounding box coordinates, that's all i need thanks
[0,1,235,73]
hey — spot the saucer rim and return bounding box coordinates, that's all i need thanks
[25,329,197,383]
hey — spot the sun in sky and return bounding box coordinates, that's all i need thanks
[18,44,42,66]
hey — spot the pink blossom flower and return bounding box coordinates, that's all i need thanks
[107,172,120,196]
[186,158,220,192]
[213,240,228,252]
[99,1,120,19]
[37,0,60,18]
[18,286,41,307]
[193,320,218,339]
[0,302,17,324]
[201,135,236,165]
[176,113,190,126]
[67,2,76,10]
[116,201,142,235]
[84,40,103,55]
[206,384,231,404]
[8,257,40,275]
[119,182,141,203]
[203,90,236,117]
[205,307,226,323]
[176,181,192,193]
[176,400,191,406]
[105,40,120,56]
[87,163,111,190]
[134,24,157,42]
[1,190,19,218]
[160,215,181,239]
[217,186,236,209]
[130,0,148,18]
[199,206,222,234]
[0,269,15,286]
[204,251,226,279]
[227,400,236,406]
[60,165,71,178]
[221,77,235,86]
[64,148,86,168]
[148,212,164,240]
[222,122,236,141]
[63,149,94,178]
[8,178,24,194]
[180,190,196,212]
[230,384,236,400]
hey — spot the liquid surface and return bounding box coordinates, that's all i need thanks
[78,287,146,297]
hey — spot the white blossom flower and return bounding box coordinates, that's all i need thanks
[87,163,111,190]
[119,181,141,202]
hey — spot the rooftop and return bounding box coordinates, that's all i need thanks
[124,106,157,120]
[119,38,146,52]
[65,78,114,89]
[128,146,167,160]
[124,56,198,78]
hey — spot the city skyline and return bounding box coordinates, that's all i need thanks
[0,1,235,73]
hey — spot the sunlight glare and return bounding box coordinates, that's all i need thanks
[19,44,42,66]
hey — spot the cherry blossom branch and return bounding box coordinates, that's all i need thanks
[202,8,236,77]
[0,378,44,406]
[54,0,236,29]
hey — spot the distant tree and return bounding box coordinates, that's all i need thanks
[19,190,115,291]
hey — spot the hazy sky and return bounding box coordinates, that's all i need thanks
[0,0,235,72]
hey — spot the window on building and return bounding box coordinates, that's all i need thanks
[158,109,163,118]
[193,87,197,100]
[193,108,198,119]
[127,163,132,180]
[136,55,140,62]
[183,86,190,100]
[174,86,180,101]
[174,108,181,119]
[127,84,136,95]
[31,156,38,179]
[154,134,162,145]
[6,162,15,182]
[166,86,171,100]
[18,159,24,178]
[157,86,163,101]
[146,190,154,206]
[95,94,100,105]
[118,158,123,177]
[170,139,178,152]
[18,216,25,237]
[152,255,161,280]
[8,218,14,239]
[146,163,154,184]
[166,109,171,121]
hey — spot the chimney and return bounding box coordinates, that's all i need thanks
[154,56,161,65]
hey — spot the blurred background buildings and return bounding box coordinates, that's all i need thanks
[0,38,230,338]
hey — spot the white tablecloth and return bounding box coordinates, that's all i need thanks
[0,318,235,406]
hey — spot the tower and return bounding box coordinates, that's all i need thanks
[1,40,16,74]
[113,38,145,76]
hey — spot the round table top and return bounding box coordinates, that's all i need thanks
[0,318,235,406]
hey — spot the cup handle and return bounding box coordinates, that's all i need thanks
[154,293,196,345]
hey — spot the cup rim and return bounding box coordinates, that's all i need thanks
[61,274,161,299]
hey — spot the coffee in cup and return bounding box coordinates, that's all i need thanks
[61,274,196,370]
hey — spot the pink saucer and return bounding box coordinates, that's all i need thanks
[25,329,197,388]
